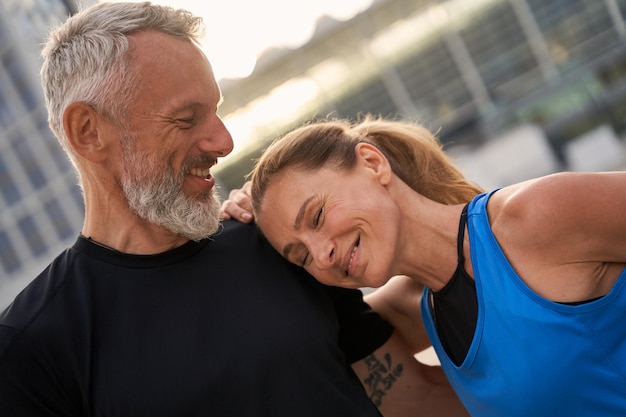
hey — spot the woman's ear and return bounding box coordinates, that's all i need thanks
[354,142,392,185]
[63,102,109,163]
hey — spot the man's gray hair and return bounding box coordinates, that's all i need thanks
[40,1,205,168]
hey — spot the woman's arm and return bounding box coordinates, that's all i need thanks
[365,275,430,354]
[351,330,468,417]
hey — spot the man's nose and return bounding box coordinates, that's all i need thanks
[198,115,234,157]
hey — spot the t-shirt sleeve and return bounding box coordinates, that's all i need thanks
[326,286,394,364]
[0,327,78,416]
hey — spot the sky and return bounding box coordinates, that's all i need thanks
[103,0,375,81]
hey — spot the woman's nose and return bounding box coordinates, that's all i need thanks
[310,238,335,270]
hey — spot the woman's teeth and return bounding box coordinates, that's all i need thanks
[346,237,360,275]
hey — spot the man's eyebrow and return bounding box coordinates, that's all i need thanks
[165,94,223,115]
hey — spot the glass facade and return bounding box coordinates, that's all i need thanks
[0,0,89,308]
[215,0,626,193]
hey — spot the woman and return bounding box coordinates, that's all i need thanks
[247,116,626,416]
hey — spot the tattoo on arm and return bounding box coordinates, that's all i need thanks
[362,352,404,406]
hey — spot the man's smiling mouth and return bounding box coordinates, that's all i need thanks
[189,167,213,181]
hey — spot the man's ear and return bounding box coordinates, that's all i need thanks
[62,102,109,163]
[354,142,392,185]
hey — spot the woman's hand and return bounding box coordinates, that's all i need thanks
[220,181,255,223]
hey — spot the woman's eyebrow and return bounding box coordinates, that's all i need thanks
[294,196,315,230]
[282,195,316,259]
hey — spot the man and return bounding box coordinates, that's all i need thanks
[0,2,466,416]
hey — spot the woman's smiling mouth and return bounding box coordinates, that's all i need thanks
[344,235,361,276]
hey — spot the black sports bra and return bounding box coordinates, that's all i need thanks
[429,204,476,366]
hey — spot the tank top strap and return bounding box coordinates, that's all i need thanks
[457,203,470,265]
[428,202,477,366]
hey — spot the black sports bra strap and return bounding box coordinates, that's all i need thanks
[457,204,470,264]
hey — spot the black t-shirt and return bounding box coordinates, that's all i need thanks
[0,221,392,416]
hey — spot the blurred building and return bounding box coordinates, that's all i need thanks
[1,0,625,308]
[0,0,94,308]
[215,0,626,192]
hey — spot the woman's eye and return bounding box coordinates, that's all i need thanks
[314,207,323,226]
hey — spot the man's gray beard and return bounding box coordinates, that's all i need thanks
[120,151,221,241]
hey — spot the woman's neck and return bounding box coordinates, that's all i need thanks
[393,188,466,291]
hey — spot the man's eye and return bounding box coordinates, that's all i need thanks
[175,117,196,127]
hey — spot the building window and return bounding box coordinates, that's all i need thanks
[18,215,47,257]
[70,181,85,215]
[459,1,538,102]
[3,48,38,111]
[12,134,46,189]
[0,154,21,205]
[0,82,16,128]
[333,77,397,120]
[38,119,72,174]
[0,18,7,50]
[529,0,620,69]
[0,230,20,274]
[45,199,74,240]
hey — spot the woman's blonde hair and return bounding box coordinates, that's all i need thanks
[250,115,483,214]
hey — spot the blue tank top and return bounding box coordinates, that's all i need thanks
[421,191,626,416]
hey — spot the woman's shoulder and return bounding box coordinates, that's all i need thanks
[490,173,578,219]
[483,174,576,246]
[493,172,622,219]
